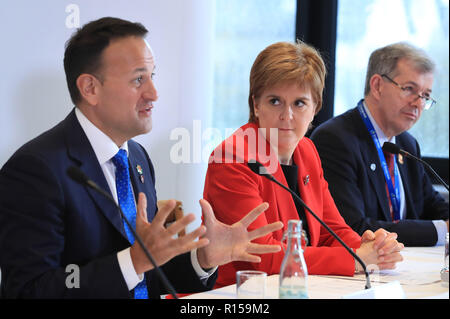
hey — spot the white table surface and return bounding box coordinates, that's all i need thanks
[184,246,449,299]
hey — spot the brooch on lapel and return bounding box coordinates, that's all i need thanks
[136,165,144,183]
[303,175,310,186]
[398,153,404,165]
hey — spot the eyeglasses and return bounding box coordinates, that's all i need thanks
[381,74,436,110]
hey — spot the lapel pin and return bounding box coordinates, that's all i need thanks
[136,165,144,183]
[303,175,310,185]
[398,154,404,165]
[370,163,376,171]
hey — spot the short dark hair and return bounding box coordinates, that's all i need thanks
[63,17,148,105]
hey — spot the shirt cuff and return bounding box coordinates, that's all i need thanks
[117,248,144,291]
[190,248,217,280]
[432,220,448,246]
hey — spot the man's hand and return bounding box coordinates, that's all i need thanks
[196,200,283,269]
[130,193,209,275]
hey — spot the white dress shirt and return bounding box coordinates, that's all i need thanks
[363,102,446,245]
[75,108,216,291]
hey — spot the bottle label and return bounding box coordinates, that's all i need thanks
[279,286,308,299]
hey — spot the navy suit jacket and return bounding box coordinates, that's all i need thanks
[0,109,216,298]
[310,105,448,246]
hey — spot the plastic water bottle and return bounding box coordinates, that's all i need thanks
[279,219,308,299]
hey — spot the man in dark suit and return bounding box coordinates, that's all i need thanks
[311,42,448,247]
[0,17,282,298]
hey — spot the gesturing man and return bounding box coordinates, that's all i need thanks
[0,17,282,298]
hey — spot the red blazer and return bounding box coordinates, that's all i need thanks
[204,123,362,287]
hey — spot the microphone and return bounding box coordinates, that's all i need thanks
[382,142,449,191]
[247,160,372,289]
[66,166,179,299]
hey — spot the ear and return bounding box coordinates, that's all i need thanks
[252,95,259,116]
[76,74,101,106]
[369,74,383,100]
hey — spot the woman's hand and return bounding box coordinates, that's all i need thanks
[355,229,404,272]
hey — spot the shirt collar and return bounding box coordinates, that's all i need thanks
[362,100,396,145]
[75,107,129,164]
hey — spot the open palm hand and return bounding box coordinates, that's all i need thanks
[197,200,283,269]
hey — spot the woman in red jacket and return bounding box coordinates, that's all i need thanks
[203,41,404,288]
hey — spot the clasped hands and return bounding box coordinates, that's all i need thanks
[130,193,283,274]
[355,229,404,273]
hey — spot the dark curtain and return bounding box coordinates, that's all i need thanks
[296,0,338,135]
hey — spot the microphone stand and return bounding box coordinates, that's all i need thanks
[382,142,449,191]
[404,155,449,191]
[68,167,179,299]
[248,162,372,290]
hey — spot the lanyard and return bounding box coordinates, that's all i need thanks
[357,101,401,221]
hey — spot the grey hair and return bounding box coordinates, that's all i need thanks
[364,42,435,96]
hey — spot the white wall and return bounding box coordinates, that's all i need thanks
[0,0,215,230]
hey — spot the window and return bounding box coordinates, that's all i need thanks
[213,0,297,132]
[335,0,449,158]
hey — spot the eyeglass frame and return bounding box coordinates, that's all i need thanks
[381,74,436,110]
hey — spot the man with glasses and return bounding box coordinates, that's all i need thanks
[311,42,448,247]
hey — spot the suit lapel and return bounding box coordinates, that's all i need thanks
[64,109,128,240]
[128,152,153,222]
[293,147,318,245]
[395,136,415,219]
[128,158,143,204]
[351,108,392,221]
[128,142,158,222]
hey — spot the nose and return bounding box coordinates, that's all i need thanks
[279,104,294,120]
[142,78,158,102]
[408,94,424,111]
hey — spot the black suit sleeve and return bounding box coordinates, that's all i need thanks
[145,253,217,298]
[311,126,384,232]
[0,153,130,298]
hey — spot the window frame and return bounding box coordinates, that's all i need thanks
[296,0,449,184]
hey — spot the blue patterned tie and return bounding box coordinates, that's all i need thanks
[112,149,148,299]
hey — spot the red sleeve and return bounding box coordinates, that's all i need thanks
[204,162,285,278]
